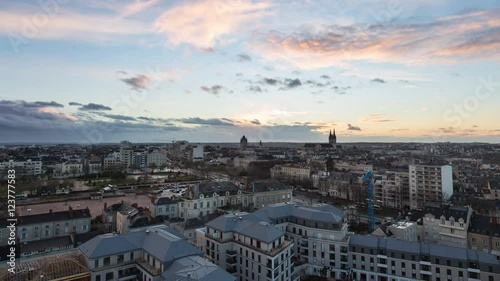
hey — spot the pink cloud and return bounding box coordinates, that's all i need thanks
[154,0,272,49]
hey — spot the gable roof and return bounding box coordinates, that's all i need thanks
[78,226,201,261]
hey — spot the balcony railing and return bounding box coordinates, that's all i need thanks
[136,259,161,275]
[226,250,237,256]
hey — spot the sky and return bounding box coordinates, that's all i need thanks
[0,0,499,144]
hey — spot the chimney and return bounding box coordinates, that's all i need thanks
[150,197,155,204]
[69,206,73,218]
[104,202,108,210]
[49,209,52,213]
[186,186,190,199]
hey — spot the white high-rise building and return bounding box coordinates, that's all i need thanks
[409,165,453,209]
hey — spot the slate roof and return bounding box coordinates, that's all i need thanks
[253,203,345,225]
[78,226,201,261]
[19,208,91,225]
[250,180,291,193]
[161,255,236,281]
[469,214,500,237]
[424,204,470,223]
[153,197,178,205]
[350,235,500,266]
[206,213,283,243]
[194,181,241,198]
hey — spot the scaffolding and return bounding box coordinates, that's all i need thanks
[1,252,90,281]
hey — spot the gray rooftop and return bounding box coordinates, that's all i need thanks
[250,180,291,193]
[161,255,236,281]
[78,226,202,261]
[206,213,283,243]
[254,203,345,225]
[350,235,500,266]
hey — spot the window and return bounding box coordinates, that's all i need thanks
[117,254,124,263]
[104,257,110,266]
[484,240,488,246]
[83,224,88,231]
[94,259,99,268]
[472,238,476,244]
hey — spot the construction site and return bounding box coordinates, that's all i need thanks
[0,251,90,281]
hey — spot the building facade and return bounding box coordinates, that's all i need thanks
[409,165,453,209]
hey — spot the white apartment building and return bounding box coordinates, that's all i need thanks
[409,164,453,209]
[147,150,169,167]
[103,156,122,172]
[85,156,102,174]
[422,204,472,248]
[149,197,178,218]
[199,213,295,281]
[253,203,350,280]
[58,160,84,176]
[270,165,311,181]
[18,208,91,244]
[0,159,42,177]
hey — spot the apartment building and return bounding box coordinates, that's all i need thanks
[422,204,472,248]
[253,203,350,280]
[78,226,235,281]
[409,164,453,209]
[349,234,500,281]
[147,150,169,167]
[270,165,311,181]
[468,214,500,257]
[375,170,409,209]
[180,181,244,220]
[150,197,178,218]
[18,208,92,243]
[199,213,294,281]
[0,159,42,178]
[249,180,293,209]
[103,156,122,172]
[59,160,84,176]
[85,155,102,174]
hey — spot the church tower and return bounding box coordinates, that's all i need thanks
[329,129,337,145]
[240,135,248,149]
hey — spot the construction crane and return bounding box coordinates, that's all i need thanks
[362,170,375,232]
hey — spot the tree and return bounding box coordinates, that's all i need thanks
[149,163,157,174]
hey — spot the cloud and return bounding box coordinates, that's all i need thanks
[69,102,83,106]
[371,78,386,83]
[177,117,234,126]
[154,0,272,49]
[262,78,280,86]
[347,124,361,131]
[390,128,409,132]
[79,103,112,111]
[237,53,252,62]
[201,85,224,95]
[320,75,330,79]
[0,9,150,44]
[120,74,151,91]
[249,85,263,92]
[250,119,261,125]
[283,78,302,88]
[103,114,137,121]
[361,113,399,123]
[252,7,500,69]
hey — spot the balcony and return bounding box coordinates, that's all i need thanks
[136,259,161,275]
[300,241,308,247]
[226,266,237,274]
[226,257,237,266]
[226,250,237,256]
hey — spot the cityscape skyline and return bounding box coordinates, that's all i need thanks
[0,0,499,143]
